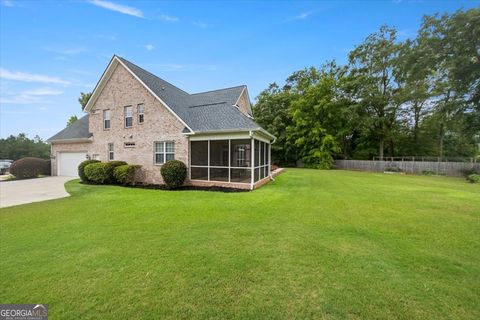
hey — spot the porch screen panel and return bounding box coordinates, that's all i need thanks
[191,141,208,166]
[210,140,229,167]
[191,167,208,180]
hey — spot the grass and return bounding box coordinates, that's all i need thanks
[0,169,479,319]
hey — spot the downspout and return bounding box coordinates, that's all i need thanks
[249,130,255,190]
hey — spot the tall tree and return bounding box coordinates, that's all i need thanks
[67,115,78,127]
[349,26,401,159]
[418,9,480,157]
[254,83,296,165]
[78,92,92,110]
[0,134,50,160]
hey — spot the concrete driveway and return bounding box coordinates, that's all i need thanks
[0,176,75,208]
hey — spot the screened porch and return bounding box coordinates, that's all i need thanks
[190,138,271,186]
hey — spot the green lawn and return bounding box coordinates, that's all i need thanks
[1,169,479,319]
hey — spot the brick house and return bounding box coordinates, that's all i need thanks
[48,56,275,189]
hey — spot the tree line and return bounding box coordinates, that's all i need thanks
[253,9,479,167]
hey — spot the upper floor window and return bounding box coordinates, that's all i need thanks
[108,143,114,161]
[103,110,111,129]
[154,141,175,164]
[137,104,145,124]
[124,106,133,128]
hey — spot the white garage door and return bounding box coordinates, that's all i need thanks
[58,152,87,176]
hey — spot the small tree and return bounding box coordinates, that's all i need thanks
[78,92,92,111]
[67,115,78,127]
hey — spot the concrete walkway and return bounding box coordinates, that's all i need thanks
[0,176,75,208]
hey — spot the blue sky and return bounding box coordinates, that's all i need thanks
[1,0,478,139]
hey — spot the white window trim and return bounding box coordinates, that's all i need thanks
[108,143,114,161]
[103,109,111,130]
[137,103,145,124]
[124,105,133,128]
[154,141,175,165]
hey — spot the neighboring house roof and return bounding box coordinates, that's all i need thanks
[50,55,274,142]
[47,115,91,142]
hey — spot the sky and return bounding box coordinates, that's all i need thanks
[1,0,478,139]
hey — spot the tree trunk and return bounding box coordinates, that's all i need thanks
[438,123,444,159]
[379,138,384,160]
[413,102,420,155]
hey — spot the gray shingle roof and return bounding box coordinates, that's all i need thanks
[117,56,260,133]
[48,115,91,142]
[49,56,269,142]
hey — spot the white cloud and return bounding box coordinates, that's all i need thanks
[22,87,63,96]
[159,14,179,22]
[145,44,155,51]
[1,0,14,7]
[0,87,63,104]
[88,0,144,18]
[0,68,71,85]
[285,11,315,22]
[44,47,88,55]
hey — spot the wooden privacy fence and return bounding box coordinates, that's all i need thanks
[334,160,479,177]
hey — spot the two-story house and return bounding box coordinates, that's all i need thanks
[47,55,275,189]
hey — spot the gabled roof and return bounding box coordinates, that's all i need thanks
[47,115,90,142]
[51,55,274,142]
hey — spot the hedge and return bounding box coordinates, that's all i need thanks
[10,157,49,179]
[78,160,100,182]
[113,164,141,185]
[84,162,116,184]
[160,160,187,189]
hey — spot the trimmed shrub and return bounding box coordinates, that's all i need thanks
[78,160,100,182]
[160,160,187,189]
[43,159,51,176]
[10,157,46,179]
[108,160,127,168]
[114,164,141,185]
[84,162,116,184]
[466,173,480,184]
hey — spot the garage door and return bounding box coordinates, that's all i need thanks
[58,152,87,176]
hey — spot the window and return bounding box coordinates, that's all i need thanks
[231,140,251,167]
[108,143,114,161]
[124,142,136,148]
[92,154,100,160]
[103,110,110,129]
[137,104,145,124]
[124,106,133,128]
[154,141,175,164]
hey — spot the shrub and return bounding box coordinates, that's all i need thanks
[84,162,116,184]
[114,164,141,185]
[460,167,479,177]
[78,160,100,182]
[160,160,187,189]
[466,174,480,184]
[108,160,127,168]
[10,157,47,179]
[43,159,51,176]
[422,170,436,176]
[384,166,402,173]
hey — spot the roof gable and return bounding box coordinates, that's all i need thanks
[82,55,272,137]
